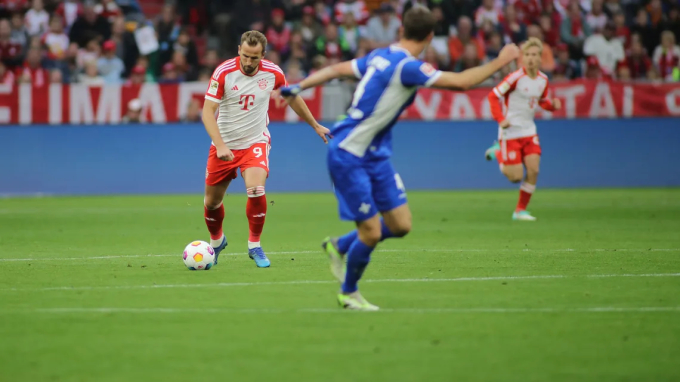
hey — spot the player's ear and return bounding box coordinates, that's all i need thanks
[237,45,241,55]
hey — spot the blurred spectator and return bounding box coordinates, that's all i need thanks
[312,23,352,62]
[16,47,46,86]
[55,0,82,31]
[10,12,29,50]
[159,62,181,83]
[653,30,680,81]
[365,4,400,49]
[297,6,323,45]
[97,40,124,83]
[24,0,49,37]
[123,98,142,123]
[603,0,623,17]
[134,56,155,82]
[0,60,16,85]
[110,17,138,77]
[232,0,271,38]
[613,11,630,47]
[423,45,442,69]
[625,39,653,79]
[617,64,631,80]
[542,0,562,30]
[584,22,625,77]
[0,19,23,67]
[266,9,292,55]
[69,4,111,47]
[584,55,603,79]
[171,50,195,81]
[354,37,371,58]
[561,2,592,59]
[313,0,333,26]
[197,69,211,82]
[310,54,328,74]
[432,6,451,37]
[94,0,122,23]
[49,68,62,83]
[454,43,482,72]
[631,8,660,56]
[540,13,560,47]
[553,43,581,80]
[1,0,28,16]
[501,5,528,44]
[647,0,665,28]
[449,16,485,63]
[42,15,69,61]
[339,12,363,54]
[76,38,100,69]
[200,49,220,72]
[156,4,180,45]
[173,28,198,70]
[284,31,310,72]
[183,98,202,122]
[510,0,542,24]
[475,0,501,28]
[666,6,680,43]
[517,25,555,74]
[485,31,503,60]
[334,0,369,26]
[586,0,608,33]
[80,60,104,85]
[285,60,305,83]
[127,65,145,84]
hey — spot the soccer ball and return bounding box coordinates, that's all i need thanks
[183,241,215,270]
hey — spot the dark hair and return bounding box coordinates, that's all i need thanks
[241,30,268,54]
[402,6,436,42]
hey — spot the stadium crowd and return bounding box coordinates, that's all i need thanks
[1,0,679,87]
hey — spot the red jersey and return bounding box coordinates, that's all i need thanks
[0,40,23,64]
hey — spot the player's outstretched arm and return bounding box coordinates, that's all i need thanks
[286,96,332,143]
[280,61,356,97]
[432,44,521,91]
[202,99,234,161]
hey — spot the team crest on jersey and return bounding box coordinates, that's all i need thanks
[208,80,219,95]
[258,79,268,90]
[498,82,511,94]
[508,151,517,160]
[419,63,436,76]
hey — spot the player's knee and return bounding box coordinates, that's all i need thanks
[389,219,411,238]
[204,197,223,210]
[526,167,539,179]
[358,224,382,246]
[507,173,523,183]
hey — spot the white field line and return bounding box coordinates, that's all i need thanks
[1,248,679,262]
[1,306,679,315]
[2,273,679,293]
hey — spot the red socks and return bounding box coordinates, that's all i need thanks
[204,203,225,240]
[516,182,536,212]
[246,186,267,242]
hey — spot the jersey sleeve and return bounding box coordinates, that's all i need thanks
[351,55,369,79]
[273,68,287,90]
[205,68,226,103]
[538,81,555,111]
[488,71,521,123]
[400,60,442,88]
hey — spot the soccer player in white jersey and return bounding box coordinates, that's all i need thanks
[281,7,520,310]
[485,37,562,221]
[202,31,330,268]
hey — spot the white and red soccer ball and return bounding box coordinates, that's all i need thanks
[183,241,215,270]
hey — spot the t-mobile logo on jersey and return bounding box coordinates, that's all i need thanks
[239,94,255,111]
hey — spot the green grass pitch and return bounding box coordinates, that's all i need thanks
[1,189,679,382]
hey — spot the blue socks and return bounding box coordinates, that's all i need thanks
[341,239,374,293]
[337,219,397,254]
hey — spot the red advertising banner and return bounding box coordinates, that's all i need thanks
[0,80,679,125]
[404,80,680,120]
[0,82,323,125]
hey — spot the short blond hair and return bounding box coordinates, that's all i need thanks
[521,37,543,53]
[240,30,268,54]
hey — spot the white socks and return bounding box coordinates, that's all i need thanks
[210,235,224,248]
[248,241,261,249]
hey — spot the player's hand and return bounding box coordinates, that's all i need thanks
[216,145,234,161]
[314,124,333,144]
[498,44,521,64]
[499,120,511,129]
[553,98,562,110]
[280,84,302,97]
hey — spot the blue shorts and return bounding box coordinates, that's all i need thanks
[327,148,407,222]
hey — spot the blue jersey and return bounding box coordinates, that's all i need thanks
[330,45,442,160]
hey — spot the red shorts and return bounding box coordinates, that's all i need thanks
[205,142,270,185]
[498,135,541,165]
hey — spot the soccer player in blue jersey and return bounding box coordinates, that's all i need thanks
[280,6,520,311]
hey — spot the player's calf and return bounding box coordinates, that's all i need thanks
[502,164,524,183]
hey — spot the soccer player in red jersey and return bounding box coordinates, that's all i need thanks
[202,31,330,267]
[485,37,561,221]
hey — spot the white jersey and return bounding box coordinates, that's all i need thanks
[204,57,287,150]
[489,68,552,140]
